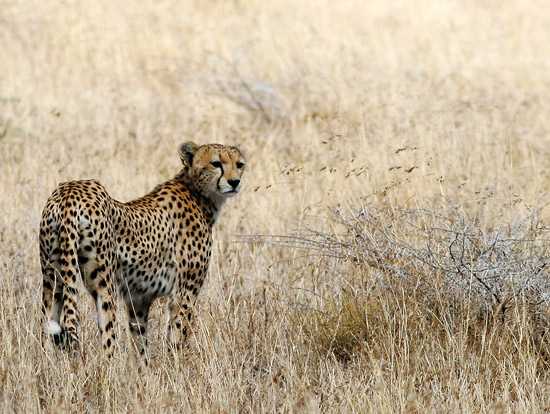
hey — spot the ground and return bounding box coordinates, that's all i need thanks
[1,0,550,412]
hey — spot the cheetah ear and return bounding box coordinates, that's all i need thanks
[231,145,245,159]
[179,141,199,166]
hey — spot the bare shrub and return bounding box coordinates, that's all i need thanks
[251,204,550,367]
[271,205,550,305]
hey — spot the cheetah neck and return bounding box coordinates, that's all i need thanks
[174,169,224,224]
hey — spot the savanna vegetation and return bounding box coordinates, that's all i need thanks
[2,1,550,411]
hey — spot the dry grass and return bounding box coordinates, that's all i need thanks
[2,0,550,411]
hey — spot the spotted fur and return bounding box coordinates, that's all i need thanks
[39,142,246,358]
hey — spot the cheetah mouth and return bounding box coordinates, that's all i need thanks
[221,188,239,196]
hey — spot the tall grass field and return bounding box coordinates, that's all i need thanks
[2,1,550,412]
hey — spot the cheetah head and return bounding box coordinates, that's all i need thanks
[179,141,246,203]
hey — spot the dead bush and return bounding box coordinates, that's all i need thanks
[253,204,550,372]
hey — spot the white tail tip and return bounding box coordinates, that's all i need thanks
[44,320,62,335]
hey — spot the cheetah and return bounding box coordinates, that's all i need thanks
[39,142,246,358]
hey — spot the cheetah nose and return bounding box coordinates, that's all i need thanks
[228,179,240,189]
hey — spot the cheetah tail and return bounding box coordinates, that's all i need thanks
[44,197,82,341]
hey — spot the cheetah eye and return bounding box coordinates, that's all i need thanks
[236,162,245,169]
[210,161,222,168]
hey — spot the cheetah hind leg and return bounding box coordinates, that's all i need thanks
[58,280,82,351]
[86,264,118,358]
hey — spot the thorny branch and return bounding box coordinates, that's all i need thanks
[243,205,550,310]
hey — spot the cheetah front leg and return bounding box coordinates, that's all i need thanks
[126,300,151,360]
[167,291,197,350]
[167,269,207,349]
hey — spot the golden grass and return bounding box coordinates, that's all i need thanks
[2,0,550,411]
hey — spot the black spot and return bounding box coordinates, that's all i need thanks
[90,265,105,280]
[65,286,78,295]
